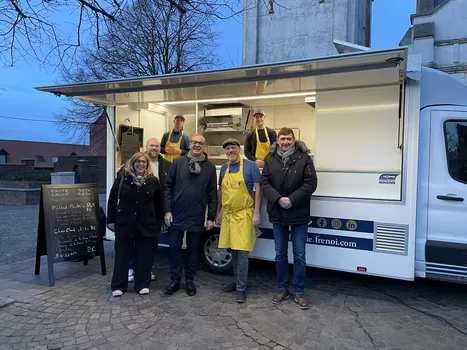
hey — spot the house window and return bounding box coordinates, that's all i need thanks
[0,148,8,164]
[35,155,47,163]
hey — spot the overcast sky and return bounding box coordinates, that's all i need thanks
[0,0,416,145]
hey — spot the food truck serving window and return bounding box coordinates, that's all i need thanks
[312,83,403,201]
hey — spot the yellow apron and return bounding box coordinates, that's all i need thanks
[165,130,184,162]
[218,159,256,251]
[255,127,271,161]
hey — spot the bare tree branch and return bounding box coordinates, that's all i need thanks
[77,0,116,20]
[1,0,273,67]
[55,0,219,143]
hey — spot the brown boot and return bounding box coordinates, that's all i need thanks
[294,293,309,310]
[272,290,290,304]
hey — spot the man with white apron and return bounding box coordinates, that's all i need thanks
[216,138,262,303]
[161,114,191,162]
[244,109,277,168]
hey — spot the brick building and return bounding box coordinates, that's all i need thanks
[89,111,107,156]
[0,139,90,177]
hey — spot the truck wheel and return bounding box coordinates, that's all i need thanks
[200,229,233,274]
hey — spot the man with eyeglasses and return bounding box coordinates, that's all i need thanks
[162,135,217,297]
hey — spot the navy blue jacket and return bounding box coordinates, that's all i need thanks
[163,155,217,232]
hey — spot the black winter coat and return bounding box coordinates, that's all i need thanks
[163,154,217,232]
[152,154,171,188]
[107,173,163,238]
[260,141,318,225]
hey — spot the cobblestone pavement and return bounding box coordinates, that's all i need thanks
[0,204,40,266]
[1,246,467,350]
[0,195,105,266]
[2,201,467,349]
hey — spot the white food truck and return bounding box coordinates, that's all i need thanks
[37,47,467,284]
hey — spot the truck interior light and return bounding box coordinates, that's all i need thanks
[318,103,399,112]
[159,91,316,105]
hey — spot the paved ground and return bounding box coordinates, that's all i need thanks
[2,202,467,349]
[2,249,467,350]
[0,205,40,266]
[0,194,106,266]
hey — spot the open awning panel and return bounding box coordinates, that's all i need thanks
[35,48,407,105]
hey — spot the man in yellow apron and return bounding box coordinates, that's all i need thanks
[216,138,262,303]
[244,109,277,168]
[161,114,191,162]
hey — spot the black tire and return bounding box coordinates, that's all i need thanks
[199,228,233,274]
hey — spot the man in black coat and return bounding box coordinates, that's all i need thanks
[146,138,171,189]
[162,134,217,297]
[260,127,317,310]
[143,138,171,275]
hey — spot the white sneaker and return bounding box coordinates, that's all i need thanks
[139,288,149,295]
[151,272,155,281]
[112,290,123,297]
[128,269,134,282]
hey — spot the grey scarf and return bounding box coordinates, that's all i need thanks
[187,152,206,175]
[277,145,295,165]
[132,175,145,188]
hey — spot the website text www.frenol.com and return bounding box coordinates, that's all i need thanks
[307,235,358,248]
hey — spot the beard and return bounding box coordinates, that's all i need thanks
[147,150,158,158]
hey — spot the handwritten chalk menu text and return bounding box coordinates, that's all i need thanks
[48,187,99,259]
[121,131,141,164]
[35,184,106,286]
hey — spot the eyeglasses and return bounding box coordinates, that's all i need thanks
[135,160,147,164]
[191,140,205,146]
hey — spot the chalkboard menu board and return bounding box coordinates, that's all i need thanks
[35,184,106,286]
[121,132,141,164]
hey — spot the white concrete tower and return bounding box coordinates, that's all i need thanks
[242,0,372,65]
[400,0,467,83]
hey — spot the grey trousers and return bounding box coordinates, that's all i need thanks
[232,250,250,292]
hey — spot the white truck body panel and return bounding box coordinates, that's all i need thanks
[35,48,467,283]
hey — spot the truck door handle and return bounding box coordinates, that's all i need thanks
[437,195,464,202]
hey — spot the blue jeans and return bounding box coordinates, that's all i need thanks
[169,228,201,283]
[273,223,308,294]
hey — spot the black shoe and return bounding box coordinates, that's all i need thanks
[162,282,180,296]
[220,282,236,293]
[186,281,196,296]
[236,291,246,304]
